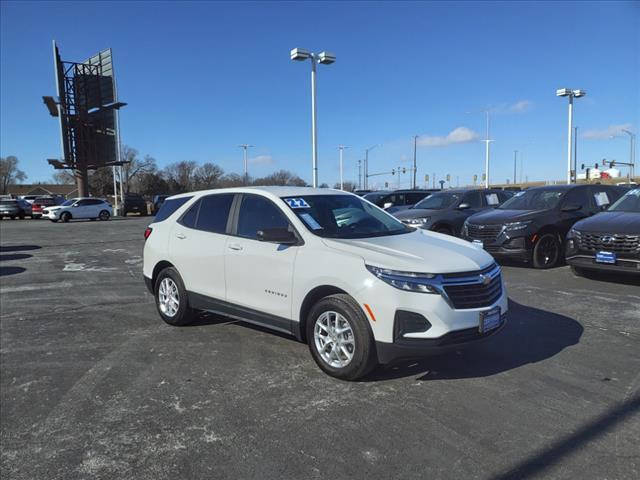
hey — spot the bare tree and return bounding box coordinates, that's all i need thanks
[219,173,246,188]
[120,146,158,193]
[194,162,225,190]
[52,170,75,185]
[252,170,307,187]
[334,181,356,192]
[163,161,198,193]
[0,156,27,194]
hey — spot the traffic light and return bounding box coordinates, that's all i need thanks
[473,174,478,182]
[425,174,429,182]
[402,168,406,174]
[481,173,486,181]
[610,160,616,167]
[391,169,395,175]
[446,174,451,182]
[581,164,585,170]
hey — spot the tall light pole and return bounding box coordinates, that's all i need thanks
[364,144,379,189]
[238,144,254,185]
[483,110,492,188]
[412,135,419,189]
[290,48,336,188]
[357,159,362,189]
[337,145,349,190]
[621,129,636,178]
[556,88,586,184]
[513,150,518,185]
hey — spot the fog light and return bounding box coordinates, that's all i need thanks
[394,311,432,340]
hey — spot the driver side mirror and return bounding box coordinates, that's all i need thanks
[458,203,470,210]
[383,202,394,209]
[72,204,79,207]
[257,228,298,245]
[561,204,581,212]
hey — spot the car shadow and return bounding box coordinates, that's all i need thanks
[0,266,27,277]
[576,270,640,287]
[364,299,583,382]
[0,253,32,262]
[0,245,41,252]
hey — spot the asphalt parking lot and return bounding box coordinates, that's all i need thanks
[1,217,639,480]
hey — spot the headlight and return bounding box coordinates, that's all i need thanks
[366,265,439,294]
[567,228,576,238]
[462,220,469,236]
[502,221,531,232]
[403,217,430,225]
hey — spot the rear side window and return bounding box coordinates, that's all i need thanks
[237,195,289,239]
[463,191,483,208]
[195,194,234,234]
[179,200,200,228]
[154,196,193,222]
[562,188,591,210]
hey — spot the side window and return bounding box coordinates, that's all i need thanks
[155,196,193,222]
[178,200,200,229]
[89,199,104,206]
[76,199,90,206]
[237,195,290,239]
[407,193,425,204]
[392,194,407,205]
[463,191,483,208]
[194,194,234,233]
[562,188,591,210]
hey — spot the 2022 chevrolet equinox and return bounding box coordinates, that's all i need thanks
[143,187,508,380]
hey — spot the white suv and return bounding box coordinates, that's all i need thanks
[143,187,508,380]
[43,197,112,222]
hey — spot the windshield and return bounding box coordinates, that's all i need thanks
[608,189,640,212]
[61,199,76,206]
[363,192,388,204]
[498,189,563,210]
[414,192,461,210]
[283,195,410,239]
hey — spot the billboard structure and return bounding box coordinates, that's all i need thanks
[43,41,126,196]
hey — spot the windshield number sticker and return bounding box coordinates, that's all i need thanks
[285,198,310,209]
[594,192,609,207]
[485,193,499,205]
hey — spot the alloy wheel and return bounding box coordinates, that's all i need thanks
[158,277,180,317]
[313,311,356,368]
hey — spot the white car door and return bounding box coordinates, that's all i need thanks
[72,199,92,218]
[168,194,235,301]
[224,194,299,327]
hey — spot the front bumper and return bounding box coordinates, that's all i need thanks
[566,254,640,275]
[375,312,507,363]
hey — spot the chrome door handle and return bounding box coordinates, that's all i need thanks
[228,243,243,251]
[176,233,186,239]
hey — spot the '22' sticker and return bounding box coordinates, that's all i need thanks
[285,198,310,209]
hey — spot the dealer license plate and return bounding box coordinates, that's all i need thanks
[480,307,501,333]
[596,251,616,264]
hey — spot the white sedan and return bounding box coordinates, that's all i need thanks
[43,197,113,222]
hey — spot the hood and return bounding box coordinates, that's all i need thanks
[385,205,413,215]
[394,208,444,220]
[321,229,494,274]
[572,211,640,235]
[467,208,548,225]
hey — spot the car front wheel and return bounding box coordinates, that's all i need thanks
[60,212,71,223]
[154,267,194,326]
[532,233,561,268]
[98,210,110,221]
[306,294,378,381]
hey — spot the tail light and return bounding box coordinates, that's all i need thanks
[144,227,153,240]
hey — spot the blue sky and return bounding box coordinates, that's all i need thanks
[1,0,638,188]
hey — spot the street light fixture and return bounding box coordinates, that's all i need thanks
[290,47,336,188]
[556,88,586,184]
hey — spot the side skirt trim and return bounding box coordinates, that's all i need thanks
[187,291,299,338]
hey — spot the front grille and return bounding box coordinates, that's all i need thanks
[442,267,503,309]
[466,223,502,242]
[574,231,640,254]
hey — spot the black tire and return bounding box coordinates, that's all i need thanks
[50,219,58,223]
[10,216,15,220]
[18,212,25,220]
[154,267,194,326]
[98,210,110,221]
[60,212,72,223]
[306,294,378,381]
[532,233,561,269]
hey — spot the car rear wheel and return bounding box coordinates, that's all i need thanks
[60,212,71,223]
[155,267,194,326]
[533,233,561,269]
[98,210,110,221]
[306,294,378,381]
[434,226,452,235]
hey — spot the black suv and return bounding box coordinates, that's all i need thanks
[463,184,627,268]
[566,188,640,277]
[123,193,148,216]
[364,189,438,213]
[394,189,512,236]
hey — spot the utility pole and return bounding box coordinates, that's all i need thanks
[238,144,254,185]
[433,172,436,189]
[357,159,362,190]
[573,127,578,183]
[513,150,518,185]
[412,135,418,189]
[621,129,636,178]
[364,144,379,190]
[337,145,349,190]
[483,110,492,188]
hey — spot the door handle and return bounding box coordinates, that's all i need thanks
[228,243,243,251]
[176,232,186,239]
